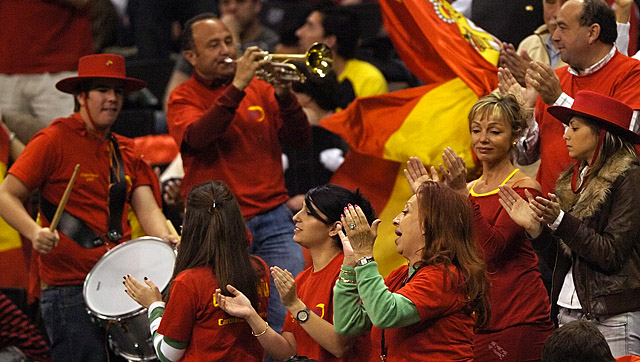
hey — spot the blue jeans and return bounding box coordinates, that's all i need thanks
[246,204,304,334]
[558,307,640,357]
[40,285,108,362]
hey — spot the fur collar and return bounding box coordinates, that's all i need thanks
[554,151,637,256]
[555,151,638,220]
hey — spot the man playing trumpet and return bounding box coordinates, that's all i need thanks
[166,13,311,338]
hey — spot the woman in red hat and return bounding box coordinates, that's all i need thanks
[0,54,176,362]
[499,90,640,357]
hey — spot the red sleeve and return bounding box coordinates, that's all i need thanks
[471,187,542,262]
[275,91,311,148]
[120,138,162,206]
[610,62,640,109]
[8,130,58,191]
[167,83,245,151]
[157,278,196,342]
[395,266,465,321]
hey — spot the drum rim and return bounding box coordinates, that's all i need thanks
[83,236,174,321]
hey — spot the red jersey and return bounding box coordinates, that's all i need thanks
[9,114,158,285]
[167,75,310,219]
[157,258,270,361]
[369,265,475,361]
[535,51,640,195]
[283,252,370,361]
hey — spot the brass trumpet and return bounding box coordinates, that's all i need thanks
[224,42,332,83]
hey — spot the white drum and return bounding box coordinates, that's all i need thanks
[83,237,176,361]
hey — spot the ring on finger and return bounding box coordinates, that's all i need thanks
[349,223,356,230]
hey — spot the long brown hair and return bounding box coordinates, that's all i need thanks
[171,180,263,309]
[416,181,490,328]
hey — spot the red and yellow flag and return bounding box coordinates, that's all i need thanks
[321,0,500,276]
[0,128,29,289]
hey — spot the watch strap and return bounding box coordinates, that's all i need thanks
[356,256,375,266]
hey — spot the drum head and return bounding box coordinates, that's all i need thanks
[84,237,175,320]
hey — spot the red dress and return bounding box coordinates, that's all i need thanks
[470,178,554,362]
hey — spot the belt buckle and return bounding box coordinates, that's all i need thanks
[106,230,122,243]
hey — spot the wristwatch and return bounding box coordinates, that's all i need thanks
[295,308,310,324]
[356,256,375,267]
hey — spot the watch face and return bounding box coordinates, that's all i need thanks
[296,309,310,323]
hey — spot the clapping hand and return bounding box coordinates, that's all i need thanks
[124,275,162,309]
[339,204,380,263]
[404,157,439,194]
[529,193,561,226]
[271,266,299,309]
[439,147,467,194]
[498,67,538,109]
[215,285,255,319]
[526,61,562,105]
[497,186,543,237]
[499,42,533,87]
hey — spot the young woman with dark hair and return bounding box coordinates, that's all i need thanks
[215,184,375,361]
[124,180,269,361]
[500,91,640,357]
[333,181,490,361]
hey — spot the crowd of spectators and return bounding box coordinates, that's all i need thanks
[2,0,640,361]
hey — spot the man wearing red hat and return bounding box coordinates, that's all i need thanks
[0,54,177,362]
[499,0,640,197]
[166,14,311,338]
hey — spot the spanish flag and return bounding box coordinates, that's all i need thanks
[0,128,29,290]
[321,0,500,276]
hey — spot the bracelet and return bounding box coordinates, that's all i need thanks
[339,276,357,284]
[251,321,269,337]
[340,268,355,276]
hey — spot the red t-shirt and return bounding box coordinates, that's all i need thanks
[470,187,552,332]
[369,265,475,361]
[0,0,93,74]
[283,252,370,361]
[167,76,310,219]
[535,51,640,195]
[157,258,270,361]
[9,114,158,285]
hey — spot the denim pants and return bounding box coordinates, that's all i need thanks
[246,203,304,334]
[40,285,108,362]
[558,307,640,357]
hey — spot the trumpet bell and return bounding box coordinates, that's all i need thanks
[226,42,333,83]
[305,42,333,79]
[263,42,333,83]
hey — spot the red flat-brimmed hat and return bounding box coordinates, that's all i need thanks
[56,54,147,94]
[548,90,640,144]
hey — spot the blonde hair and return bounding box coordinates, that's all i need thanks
[468,93,528,140]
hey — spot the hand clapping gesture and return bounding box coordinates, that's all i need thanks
[498,66,538,110]
[338,204,380,265]
[404,157,439,194]
[215,285,255,319]
[124,275,162,309]
[497,186,544,238]
[271,266,299,309]
[439,147,467,194]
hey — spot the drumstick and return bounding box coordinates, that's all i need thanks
[166,220,180,239]
[49,164,80,231]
